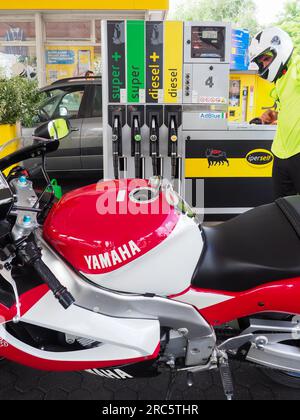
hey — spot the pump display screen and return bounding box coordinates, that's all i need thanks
[202,31,218,40]
[191,26,225,59]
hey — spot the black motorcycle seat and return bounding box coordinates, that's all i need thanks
[192,197,300,293]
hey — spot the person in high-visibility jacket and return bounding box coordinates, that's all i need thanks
[250,27,300,199]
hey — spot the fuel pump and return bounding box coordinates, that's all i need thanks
[132,116,143,179]
[169,116,178,180]
[112,115,121,179]
[109,106,126,180]
[150,116,162,176]
[166,106,182,184]
[146,105,164,178]
[128,106,145,179]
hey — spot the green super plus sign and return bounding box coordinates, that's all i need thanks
[112,52,122,62]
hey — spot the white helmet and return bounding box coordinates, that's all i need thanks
[249,27,294,83]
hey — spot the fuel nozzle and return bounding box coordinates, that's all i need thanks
[169,116,178,179]
[132,116,143,178]
[150,116,160,176]
[112,115,121,179]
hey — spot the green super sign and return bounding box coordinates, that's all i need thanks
[127,21,145,103]
[112,52,121,62]
[108,21,126,103]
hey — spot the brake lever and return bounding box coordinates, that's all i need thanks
[0,257,21,323]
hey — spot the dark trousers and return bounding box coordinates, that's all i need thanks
[273,153,300,199]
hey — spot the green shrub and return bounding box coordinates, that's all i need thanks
[0,77,45,127]
[0,78,22,125]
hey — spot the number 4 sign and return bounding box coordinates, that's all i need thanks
[205,76,214,88]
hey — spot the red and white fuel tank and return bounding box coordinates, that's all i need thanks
[43,179,203,296]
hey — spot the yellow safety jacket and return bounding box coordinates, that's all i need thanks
[271,54,300,159]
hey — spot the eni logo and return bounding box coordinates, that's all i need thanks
[246,149,274,167]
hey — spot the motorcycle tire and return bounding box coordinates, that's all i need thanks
[262,368,300,389]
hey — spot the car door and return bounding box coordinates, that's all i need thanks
[80,84,103,176]
[45,86,86,172]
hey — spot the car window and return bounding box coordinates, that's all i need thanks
[91,85,102,118]
[46,89,66,99]
[40,93,64,120]
[56,90,85,119]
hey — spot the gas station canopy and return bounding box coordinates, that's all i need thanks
[0,0,169,11]
[0,1,169,86]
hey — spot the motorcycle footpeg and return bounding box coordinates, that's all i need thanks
[219,353,234,401]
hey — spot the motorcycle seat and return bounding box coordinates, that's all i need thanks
[192,196,300,293]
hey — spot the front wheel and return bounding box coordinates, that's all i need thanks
[262,368,300,389]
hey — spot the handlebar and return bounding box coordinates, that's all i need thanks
[0,141,59,173]
[33,258,75,309]
[18,237,75,309]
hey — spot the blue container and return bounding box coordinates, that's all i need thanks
[231,29,250,71]
[231,56,250,71]
[232,46,249,56]
[232,29,250,43]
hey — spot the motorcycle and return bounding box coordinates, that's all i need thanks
[0,117,300,400]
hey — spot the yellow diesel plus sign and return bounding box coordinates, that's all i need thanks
[150,52,160,63]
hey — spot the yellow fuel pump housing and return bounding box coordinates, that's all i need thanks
[229,71,275,123]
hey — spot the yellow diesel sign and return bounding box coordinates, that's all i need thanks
[164,21,183,103]
[0,0,169,10]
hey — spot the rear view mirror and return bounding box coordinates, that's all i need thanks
[48,119,70,140]
[59,106,68,117]
[34,118,71,141]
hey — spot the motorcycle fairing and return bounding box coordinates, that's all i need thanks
[171,277,300,326]
[0,290,161,371]
[0,265,217,371]
[0,284,49,324]
[0,325,160,372]
[22,291,160,355]
[83,215,203,296]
